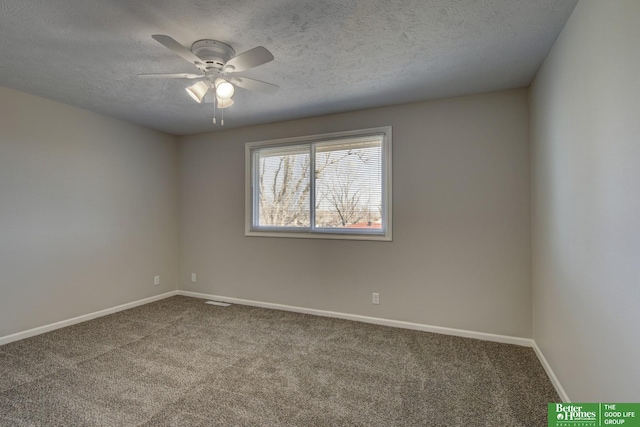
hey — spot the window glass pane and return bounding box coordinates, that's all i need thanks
[255,144,311,227]
[315,137,383,230]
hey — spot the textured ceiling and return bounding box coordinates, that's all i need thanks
[0,0,577,135]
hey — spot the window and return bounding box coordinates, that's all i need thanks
[245,127,392,241]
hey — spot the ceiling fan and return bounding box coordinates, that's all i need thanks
[139,35,278,123]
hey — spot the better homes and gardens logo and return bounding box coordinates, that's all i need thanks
[549,403,640,427]
[552,404,597,426]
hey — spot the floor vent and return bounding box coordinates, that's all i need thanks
[205,300,231,307]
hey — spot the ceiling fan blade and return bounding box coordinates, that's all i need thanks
[138,73,203,79]
[152,35,204,68]
[223,46,274,73]
[229,76,279,94]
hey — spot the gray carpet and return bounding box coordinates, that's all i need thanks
[0,296,557,426]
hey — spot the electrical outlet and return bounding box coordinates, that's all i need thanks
[372,292,380,305]
[154,276,160,286]
[191,273,197,283]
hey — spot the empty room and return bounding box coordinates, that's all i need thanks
[1,1,638,426]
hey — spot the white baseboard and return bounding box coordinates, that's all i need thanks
[0,291,178,346]
[532,341,570,402]
[177,290,534,347]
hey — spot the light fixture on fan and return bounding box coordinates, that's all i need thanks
[185,81,209,103]
[214,79,235,99]
[186,79,235,125]
[216,97,234,108]
[210,79,235,125]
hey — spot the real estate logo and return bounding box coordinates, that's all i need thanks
[548,403,640,427]
[551,404,597,426]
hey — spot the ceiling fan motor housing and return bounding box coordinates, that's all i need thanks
[191,40,235,71]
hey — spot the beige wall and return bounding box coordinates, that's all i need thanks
[0,86,179,337]
[179,89,532,337]
[530,1,640,401]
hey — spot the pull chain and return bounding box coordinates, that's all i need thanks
[212,95,217,124]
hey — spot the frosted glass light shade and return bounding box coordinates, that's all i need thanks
[215,80,235,99]
[217,97,234,108]
[185,81,209,103]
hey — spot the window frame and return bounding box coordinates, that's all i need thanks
[245,126,392,241]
